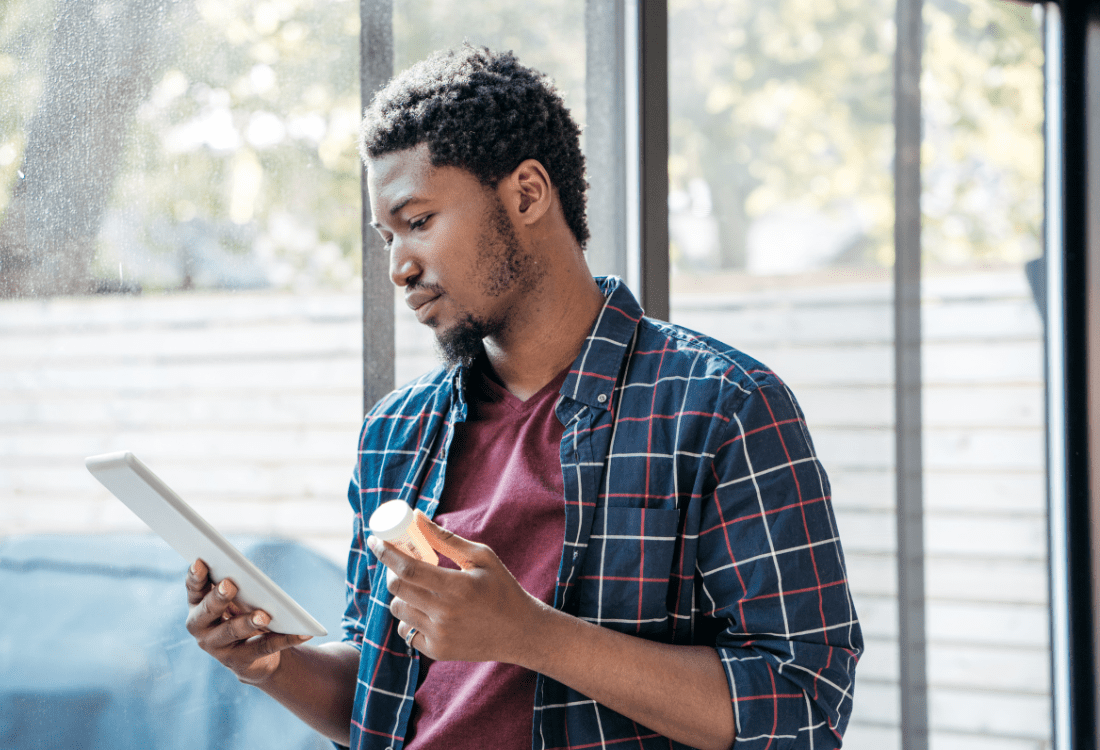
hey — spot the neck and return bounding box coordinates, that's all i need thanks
[482,256,605,402]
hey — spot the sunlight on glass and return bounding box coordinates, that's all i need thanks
[0,0,361,297]
[0,0,1048,748]
[668,3,1047,750]
[0,3,364,745]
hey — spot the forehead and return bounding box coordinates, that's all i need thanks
[366,144,486,221]
[369,140,486,196]
[366,145,434,205]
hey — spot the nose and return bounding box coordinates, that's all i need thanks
[388,237,420,288]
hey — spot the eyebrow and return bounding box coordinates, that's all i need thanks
[369,195,425,230]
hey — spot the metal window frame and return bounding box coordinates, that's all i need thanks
[893,0,928,748]
[1043,6,1072,749]
[584,0,668,320]
[360,0,394,413]
[1046,2,1100,749]
[585,1,628,282]
[631,0,669,321]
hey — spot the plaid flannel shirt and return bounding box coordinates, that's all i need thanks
[342,276,862,750]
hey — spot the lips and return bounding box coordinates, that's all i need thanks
[405,289,442,324]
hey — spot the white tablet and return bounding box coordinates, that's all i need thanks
[85,451,328,637]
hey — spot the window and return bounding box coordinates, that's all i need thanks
[2,1,1090,748]
[666,1,1048,747]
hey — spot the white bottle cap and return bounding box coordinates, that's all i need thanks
[369,500,415,541]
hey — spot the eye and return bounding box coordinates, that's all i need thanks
[410,215,431,231]
[376,230,393,246]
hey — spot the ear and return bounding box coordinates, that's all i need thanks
[501,159,553,226]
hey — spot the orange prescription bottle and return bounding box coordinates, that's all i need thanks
[368,500,474,569]
[370,500,440,564]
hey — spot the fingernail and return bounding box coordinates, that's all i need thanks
[252,612,269,627]
[298,635,312,642]
[367,536,379,553]
[189,562,196,576]
[218,580,229,596]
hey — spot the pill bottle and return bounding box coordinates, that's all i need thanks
[369,500,440,565]
[369,500,474,569]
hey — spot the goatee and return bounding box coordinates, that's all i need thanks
[436,313,500,369]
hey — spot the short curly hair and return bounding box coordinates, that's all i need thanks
[360,46,589,248]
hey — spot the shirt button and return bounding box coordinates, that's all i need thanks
[597,394,607,403]
[572,550,579,560]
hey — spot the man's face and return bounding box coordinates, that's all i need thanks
[367,144,544,368]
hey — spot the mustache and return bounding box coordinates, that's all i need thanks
[408,280,445,297]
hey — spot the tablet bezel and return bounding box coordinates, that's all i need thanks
[85,451,328,637]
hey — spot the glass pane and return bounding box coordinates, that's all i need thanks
[389,0,586,385]
[668,1,898,745]
[921,1,1048,747]
[1,1,361,746]
[668,0,1047,748]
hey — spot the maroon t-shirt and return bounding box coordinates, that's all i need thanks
[404,362,568,750]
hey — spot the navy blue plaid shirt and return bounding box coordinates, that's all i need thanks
[342,277,862,750]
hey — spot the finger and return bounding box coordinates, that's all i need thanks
[231,629,313,666]
[417,515,484,571]
[373,539,469,614]
[224,600,249,619]
[255,630,314,654]
[378,543,438,604]
[186,577,239,633]
[369,536,450,591]
[201,608,276,651]
[389,595,429,632]
[397,620,426,652]
[185,559,212,605]
[393,601,434,655]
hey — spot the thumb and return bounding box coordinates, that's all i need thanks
[415,511,479,571]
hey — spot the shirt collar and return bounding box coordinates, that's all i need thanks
[446,276,644,414]
[560,276,643,411]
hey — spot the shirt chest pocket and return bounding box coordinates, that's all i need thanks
[574,507,681,637]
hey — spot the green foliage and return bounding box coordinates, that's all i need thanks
[0,0,58,216]
[669,0,1043,271]
[922,0,1044,265]
[1,0,588,292]
[114,0,364,289]
[0,0,1047,290]
[669,0,897,269]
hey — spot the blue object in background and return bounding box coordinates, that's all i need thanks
[0,534,347,750]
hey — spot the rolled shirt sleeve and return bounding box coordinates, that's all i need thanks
[700,379,861,748]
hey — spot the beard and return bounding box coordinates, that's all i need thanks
[477,192,542,298]
[432,193,544,370]
[435,312,498,369]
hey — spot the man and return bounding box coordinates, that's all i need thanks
[186,46,862,750]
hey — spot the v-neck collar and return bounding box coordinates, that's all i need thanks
[472,358,571,416]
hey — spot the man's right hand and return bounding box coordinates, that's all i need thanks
[184,558,312,686]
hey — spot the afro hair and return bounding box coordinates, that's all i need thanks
[360,46,589,248]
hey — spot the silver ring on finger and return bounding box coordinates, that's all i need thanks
[404,625,418,650]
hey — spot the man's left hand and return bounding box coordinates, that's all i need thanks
[367,517,548,664]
